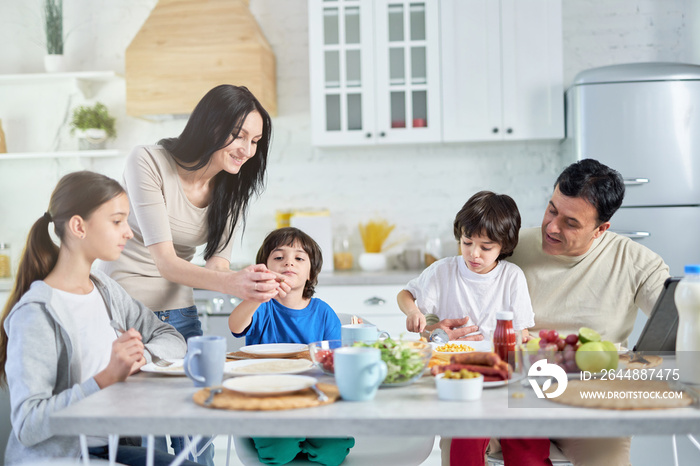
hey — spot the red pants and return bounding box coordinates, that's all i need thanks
[450,438,553,466]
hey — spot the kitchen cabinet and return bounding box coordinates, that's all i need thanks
[314,284,413,339]
[440,0,564,142]
[308,0,442,146]
[0,71,120,159]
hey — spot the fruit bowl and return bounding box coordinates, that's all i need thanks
[308,340,342,375]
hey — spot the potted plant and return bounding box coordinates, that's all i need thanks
[70,102,117,150]
[43,0,64,72]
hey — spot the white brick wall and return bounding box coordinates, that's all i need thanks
[0,0,694,266]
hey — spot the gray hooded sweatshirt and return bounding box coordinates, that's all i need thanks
[3,270,186,464]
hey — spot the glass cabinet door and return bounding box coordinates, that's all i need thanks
[375,0,441,143]
[309,0,375,145]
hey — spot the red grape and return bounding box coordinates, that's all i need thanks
[539,329,549,340]
[556,339,566,351]
[547,329,559,341]
[565,334,579,345]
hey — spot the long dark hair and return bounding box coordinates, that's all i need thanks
[255,227,323,300]
[0,171,125,385]
[159,84,272,260]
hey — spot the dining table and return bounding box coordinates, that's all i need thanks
[50,362,700,466]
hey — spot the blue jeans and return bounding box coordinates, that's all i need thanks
[146,306,215,466]
[89,444,200,466]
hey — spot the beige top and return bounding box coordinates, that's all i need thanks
[509,227,670,346]
[99,145,234,312]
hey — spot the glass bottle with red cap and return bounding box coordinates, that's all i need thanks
[493,311,516,363]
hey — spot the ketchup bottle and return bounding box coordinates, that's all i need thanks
[493,311,516,363]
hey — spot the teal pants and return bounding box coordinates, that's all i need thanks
[251,437,355,465]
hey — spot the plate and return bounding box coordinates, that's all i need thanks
[431,340,493,354]
[140,359,186,375]
[483,372,525,388]
[222,374,318,396]
[226,358,314,376]
[141,359,251,376]
[239,343,308,358]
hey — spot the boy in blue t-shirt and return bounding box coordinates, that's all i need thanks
[229,227,351,465]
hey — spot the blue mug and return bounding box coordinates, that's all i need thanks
[184,335,226,387]
[341,323,390,346]
[334,347,388,401]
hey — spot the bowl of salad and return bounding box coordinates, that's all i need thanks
[353,338,432,387]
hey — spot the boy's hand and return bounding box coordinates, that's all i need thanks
[406,311,426,333]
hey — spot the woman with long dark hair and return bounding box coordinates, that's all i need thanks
[98,84,289,464]
[0,171,190,465]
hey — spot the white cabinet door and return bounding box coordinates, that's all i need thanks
[308,0,442,146]
[373,0,442,144]
[314,284,412,340]
[309,0,376,146]
[441,0,563,142]
[500,0,564,140]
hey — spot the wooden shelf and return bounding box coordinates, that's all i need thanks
[0,150,120,161]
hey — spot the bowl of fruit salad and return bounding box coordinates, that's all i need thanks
[308,340,342,375]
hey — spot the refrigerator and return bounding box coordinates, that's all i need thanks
[564,62,700,278]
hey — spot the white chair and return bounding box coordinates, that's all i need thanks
[486,441,572,465]
[234,435,435,466]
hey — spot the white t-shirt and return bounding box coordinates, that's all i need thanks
[52,285,116,447]
[403,256,535,339]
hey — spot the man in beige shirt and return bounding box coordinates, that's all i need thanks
[507,159,670,465]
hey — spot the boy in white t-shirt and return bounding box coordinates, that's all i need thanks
[398,191,551,466]
[398,190,534,341]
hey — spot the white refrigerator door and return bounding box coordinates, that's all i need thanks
[609,206,700,276]
[568,79,700,207]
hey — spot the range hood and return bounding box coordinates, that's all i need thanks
[125,0,277,118]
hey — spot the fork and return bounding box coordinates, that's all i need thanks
[109,320,173,367]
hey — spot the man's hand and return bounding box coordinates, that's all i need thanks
[428,317,484,341]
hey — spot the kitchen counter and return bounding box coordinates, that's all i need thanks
[317,269,420,286]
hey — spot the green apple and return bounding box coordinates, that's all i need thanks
[600,340,619,370]
[526,337,541,353]
[575,341,611,373]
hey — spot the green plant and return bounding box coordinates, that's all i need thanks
[44,0,63,55]
[70,102,117,139]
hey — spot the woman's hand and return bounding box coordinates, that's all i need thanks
[406,311,427,333]
[430,317,484,341]
[228,264,290,302]
[94,328,145,389]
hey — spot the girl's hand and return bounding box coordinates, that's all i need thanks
[406,311,426,333]
[229,264,289,302]
[94,328,145,388]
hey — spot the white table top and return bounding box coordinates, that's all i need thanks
[51,369,700,438]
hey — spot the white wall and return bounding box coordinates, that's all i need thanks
[0,0,695,269]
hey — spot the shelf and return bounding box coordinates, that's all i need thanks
[0,71,116,83]
[0,71,117,98]
[0,150,121,161]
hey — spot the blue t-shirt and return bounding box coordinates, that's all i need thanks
[233,298,341,345]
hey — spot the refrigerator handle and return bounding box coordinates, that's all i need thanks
[623,178,650,186]
[611,230,651,239]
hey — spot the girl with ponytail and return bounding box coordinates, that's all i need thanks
[0,171,193,466]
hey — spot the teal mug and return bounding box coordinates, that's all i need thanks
[334,347,388,401]
[341,323,390,346]
[184,335,226,387]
